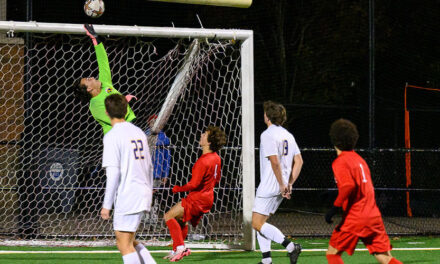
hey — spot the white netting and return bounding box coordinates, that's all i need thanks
[0,32,244,247]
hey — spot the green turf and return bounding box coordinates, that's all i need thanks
[1,236,439,263]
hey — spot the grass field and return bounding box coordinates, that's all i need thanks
[1,236,440,263]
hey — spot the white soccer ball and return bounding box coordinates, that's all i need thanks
[84,0,105,18]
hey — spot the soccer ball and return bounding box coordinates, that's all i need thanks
[84,0,105,18]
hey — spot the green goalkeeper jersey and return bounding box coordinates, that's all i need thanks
[89,43,136,135]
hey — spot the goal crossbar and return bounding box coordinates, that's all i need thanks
[0,21,252,40]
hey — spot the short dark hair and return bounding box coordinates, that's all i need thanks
[206,126,226,152]
[263,101,287,126]
[105,94,127,119]
[72,78,91,103]
[329,118,359,151]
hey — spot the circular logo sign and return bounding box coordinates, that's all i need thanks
[49,162,64,182]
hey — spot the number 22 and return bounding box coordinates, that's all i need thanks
[131,140,145,160]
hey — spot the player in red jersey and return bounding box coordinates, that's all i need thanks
[325,119,402,264]
[163,126,226,262]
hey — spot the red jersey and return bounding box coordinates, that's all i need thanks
[173,152,221,210]
[332,151,383,236]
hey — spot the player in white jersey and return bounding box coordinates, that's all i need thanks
[101,94,156,264]
[252,101,304,264]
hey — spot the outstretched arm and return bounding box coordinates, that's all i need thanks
[84,24,100,46]
[172,160,205,193]
[84,24,112,86]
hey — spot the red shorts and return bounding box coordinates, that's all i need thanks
[329,222,392,255]
[181,196,211,227]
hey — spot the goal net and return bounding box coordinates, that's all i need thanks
[0,22,254,249]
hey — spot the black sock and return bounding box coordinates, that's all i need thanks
[282,238,291,248]
[262,251,271,259]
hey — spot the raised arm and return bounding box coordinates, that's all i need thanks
[84,24,112,86]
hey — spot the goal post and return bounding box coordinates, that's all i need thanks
[403,83,440,218]
[152,38,200,134]
[0,21,254,250]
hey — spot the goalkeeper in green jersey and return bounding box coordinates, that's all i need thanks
[73,24,136,135]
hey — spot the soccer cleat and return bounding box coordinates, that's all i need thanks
[288,243,302,264]
[163,250,176,260]
[257,262,272,264]
[169,248,191,262]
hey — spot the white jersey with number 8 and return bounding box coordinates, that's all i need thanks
[256,124,300,197]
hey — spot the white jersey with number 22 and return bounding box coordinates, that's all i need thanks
[102,122,153,215]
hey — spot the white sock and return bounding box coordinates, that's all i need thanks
[257,231,272,253]
[286,242,295,253]
[122,252,141,264]
[262,258,272,264]
[260,223,285,244]
[176,245,185,251]
[257,231,272,264]
[135,243,156,264]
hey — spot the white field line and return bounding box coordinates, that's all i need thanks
[1,248,440,254]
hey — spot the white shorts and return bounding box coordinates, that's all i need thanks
[113,211,145,232]
[252,195,283,216]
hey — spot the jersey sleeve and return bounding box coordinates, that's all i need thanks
[174,158,206,192]
[290,136,301,156]
[102,166,120,210]
[102,133,120,168]
[332,160,356,207]
[94,43,113,87]
[261,132,278,158]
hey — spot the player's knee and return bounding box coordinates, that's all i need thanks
[326,245,339,255]
[251,219,262,231]
[132,240,139,247]
[116,241,133,255]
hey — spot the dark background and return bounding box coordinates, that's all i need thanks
[7,0,439,148]
[5,0,440,231]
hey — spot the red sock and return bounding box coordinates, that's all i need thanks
[326,254,344,264]
[166,219,184,251]
[181,224,188,240]
[389,258,402,264]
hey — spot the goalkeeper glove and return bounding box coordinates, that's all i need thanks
[325,206,342,224]
[84,24,100,45]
